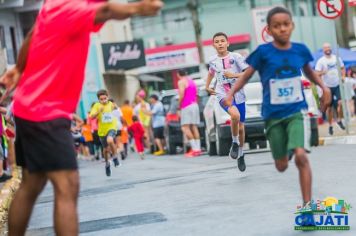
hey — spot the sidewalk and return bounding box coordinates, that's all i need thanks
[0,167,21,234]
[318,117,356,145]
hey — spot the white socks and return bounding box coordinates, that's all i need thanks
[195,139,201,150]
[189,139,201,151]
[232,135,239,144]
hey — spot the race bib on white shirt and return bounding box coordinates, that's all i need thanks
[101,113,113,123]
[270,77,303,105]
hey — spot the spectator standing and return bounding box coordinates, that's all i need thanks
[134,89,152,149]
[145,94,166,156]
[344,71,356,118]
[121,99,134,126]
[81,119,94,159]
[177,70,201,157]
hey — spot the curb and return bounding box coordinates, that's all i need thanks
[319,135,356,146]
[0,167,21,234]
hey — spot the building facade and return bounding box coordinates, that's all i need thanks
[128,0,356,91]
[0,0,41,67]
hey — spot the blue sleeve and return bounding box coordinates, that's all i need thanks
[246,46,262,71]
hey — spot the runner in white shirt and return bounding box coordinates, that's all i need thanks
[205,32,248,172]
[315,43,346,135]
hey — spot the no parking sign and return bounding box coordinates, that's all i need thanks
[317,0,345,19]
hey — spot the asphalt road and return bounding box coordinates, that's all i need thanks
[26,145,356,236]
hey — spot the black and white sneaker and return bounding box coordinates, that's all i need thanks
[229,142,239,159]
[105,163,111,177]
[237,155,246,172]
[337,121,345,130]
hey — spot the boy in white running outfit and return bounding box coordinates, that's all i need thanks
[205,32,248,172]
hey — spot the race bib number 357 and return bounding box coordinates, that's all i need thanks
[270,77,303,105]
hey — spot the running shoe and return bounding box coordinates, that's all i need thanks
[153,150,165,156]
[229,142,239,159]
[184,150,195,158]
[113,157,121,167]
[237,155,246,172]
[328,126,334,135]
[105,163,111,177]
[192,150,202,156]
[337,121,345,130]
[120,151,126,160]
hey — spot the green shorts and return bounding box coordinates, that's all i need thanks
[265,112,311,160]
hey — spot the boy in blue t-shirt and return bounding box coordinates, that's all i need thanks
[225,7,331,208]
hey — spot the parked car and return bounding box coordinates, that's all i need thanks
[163,88,209,154]
[203,74,319,156]
[160,89,178,114]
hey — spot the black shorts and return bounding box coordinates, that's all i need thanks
[330,86,341,108]
[153,127,164,139]
[15,117,78,173]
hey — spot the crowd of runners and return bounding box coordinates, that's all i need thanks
[0,0,355,234]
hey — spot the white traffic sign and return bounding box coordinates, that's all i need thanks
[317,0,345,19]
[261,26,273,44]
[251,6,276,45]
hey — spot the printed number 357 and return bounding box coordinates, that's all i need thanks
[278,87,293,97]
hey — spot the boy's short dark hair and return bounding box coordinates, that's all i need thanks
[132,115,139,122]
[96,89,108,98]
[213,32,228,41]
[266,7,292,25]
[108,98,114,103]
[124,99,130,105]
[178,69,188,76]
[150,94,159,101]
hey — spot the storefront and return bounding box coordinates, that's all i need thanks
[131,33,251,91]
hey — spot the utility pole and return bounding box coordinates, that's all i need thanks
[335,0,350,47]
[187,0,207,75]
